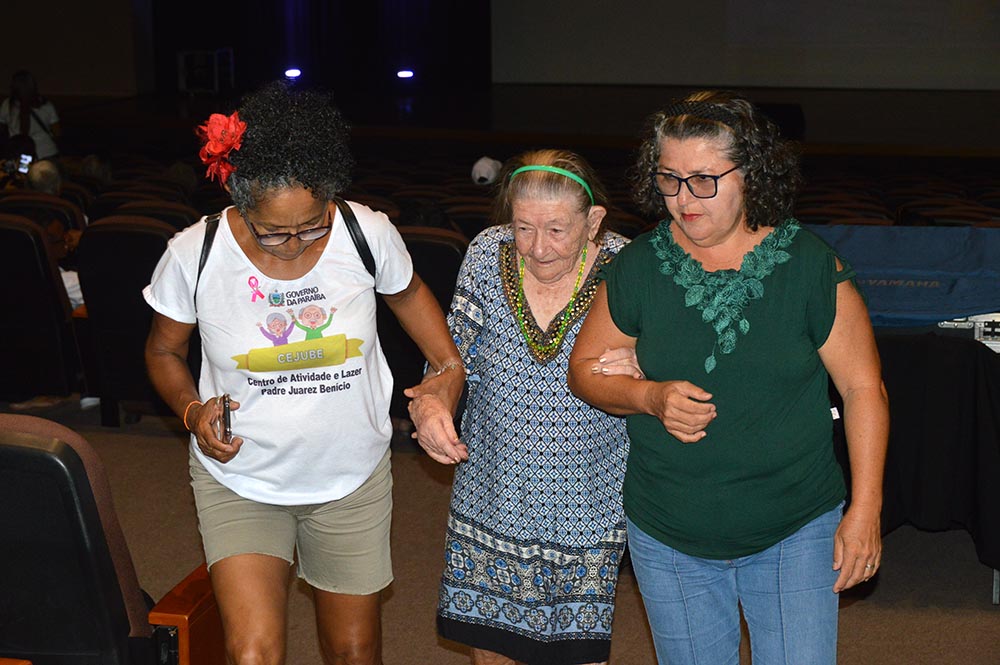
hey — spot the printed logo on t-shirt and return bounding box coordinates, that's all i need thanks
[232,279,365,397]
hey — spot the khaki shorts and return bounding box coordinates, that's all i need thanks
[189,448,393,595]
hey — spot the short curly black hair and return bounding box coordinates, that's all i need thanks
[224,81,353,212]
[632,90,802,231]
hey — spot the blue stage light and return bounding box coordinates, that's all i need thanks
[285,68,302,79]
[396,70,414,79]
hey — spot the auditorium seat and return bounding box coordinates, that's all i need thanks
[827,217,894,226]
[793,206,865,224]
[76,216,179,426]
[443,203,493,240]
[896,198,997,225]
[377,226,469,419]
[439,195,493,207]
[89,191,162,222]
[0,191,86,231]
[0,214,80,402]
[0,414,224,665]
[59,180,96,215]
[116,183,189,204]
[796,195,891,219]
[348,193,401,222]
[920,206,1000,226]
[118,200,201,230]
[604,208,652,238]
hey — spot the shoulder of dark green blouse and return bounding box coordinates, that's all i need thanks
[598,227,660,283]
[778,220,844,289]
[786,219,836,258]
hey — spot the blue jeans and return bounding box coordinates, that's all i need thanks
[627,503,843,665]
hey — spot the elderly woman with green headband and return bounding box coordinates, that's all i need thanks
[407,149,637,665]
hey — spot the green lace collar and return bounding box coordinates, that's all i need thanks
[649,219,800,373]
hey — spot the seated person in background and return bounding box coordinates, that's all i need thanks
[165,160,199,195]
[81,153,113,185]
[43,221,83,310]
[471,155,502,185]
[25,159,83,308]
[28,158,61,195]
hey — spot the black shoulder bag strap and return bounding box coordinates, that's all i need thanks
[30,109,52,137]
[193,213,222,313]
[334,197,377,280]
[192,202,372,313]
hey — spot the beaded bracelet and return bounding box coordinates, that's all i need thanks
[182,400,202,431]
[435,361,465,376]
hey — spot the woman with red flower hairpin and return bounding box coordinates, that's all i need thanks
[143,81,464,665]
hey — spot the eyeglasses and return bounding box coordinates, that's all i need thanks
[244,205,332,247]
[650,165,740,199]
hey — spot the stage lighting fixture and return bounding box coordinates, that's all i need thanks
[285,68,302,79]
[396,70,414,79]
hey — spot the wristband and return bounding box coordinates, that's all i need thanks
[182,400,202,431]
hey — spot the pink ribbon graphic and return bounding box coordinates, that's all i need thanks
[248,276,265,302]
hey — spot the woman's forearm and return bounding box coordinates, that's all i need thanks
[841,383,889,512]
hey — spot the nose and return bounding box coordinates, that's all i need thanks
[675,182,696,206]
[530,233,550,258]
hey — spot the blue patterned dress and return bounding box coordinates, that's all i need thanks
[437,225,629,665]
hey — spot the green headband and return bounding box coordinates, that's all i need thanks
[509,165,595,205]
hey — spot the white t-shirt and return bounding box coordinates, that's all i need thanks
[143,203,413,504]
[1,98,59,159]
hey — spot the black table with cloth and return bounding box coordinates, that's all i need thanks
[872,333,1000,574]
[806,223,1000,591]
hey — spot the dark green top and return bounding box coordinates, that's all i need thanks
[605,219,852,559]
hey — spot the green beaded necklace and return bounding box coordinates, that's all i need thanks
[515,244,588,355]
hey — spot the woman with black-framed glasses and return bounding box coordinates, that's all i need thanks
[568,90,888,665]
[143,81,463,665]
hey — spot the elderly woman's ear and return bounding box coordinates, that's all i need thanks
[587,205,607,241]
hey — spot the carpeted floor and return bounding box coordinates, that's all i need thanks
[4,396,999,664]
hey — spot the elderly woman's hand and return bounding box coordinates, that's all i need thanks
[644,380,716,443]
[190,396,243,463]
[405,389,469,465]
[591,346,644,379]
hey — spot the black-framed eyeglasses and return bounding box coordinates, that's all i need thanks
[244,205,332,247]
[650,165,741,199]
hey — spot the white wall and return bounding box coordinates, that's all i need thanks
[492,0,1000,90]
[0,0,152,97]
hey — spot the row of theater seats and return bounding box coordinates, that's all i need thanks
[0,413,225,664]
[346,168,651,239]
[8,148,997,423]
[793,173,1000,226]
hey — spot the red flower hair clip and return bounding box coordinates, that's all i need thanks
[196,111,247,186]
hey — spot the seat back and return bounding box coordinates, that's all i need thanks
[376,227,468,418]
[76,216,178,425]
[0,414,152,665]
[0,192,86,231]
[0,214,78,401]
[117,201,201,230]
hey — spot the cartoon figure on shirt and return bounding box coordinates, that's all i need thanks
[289,305,337,341]
[256,312,293,346]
